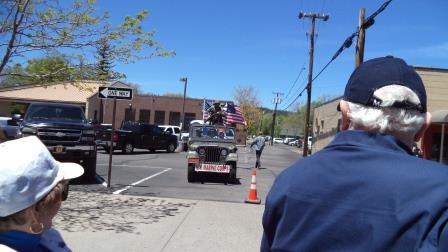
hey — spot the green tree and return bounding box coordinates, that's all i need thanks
[0,0,174,82]
[1,56,71,86]
[96,37,124,81]
[232,85,262,135]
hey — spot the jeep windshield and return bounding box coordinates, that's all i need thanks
[190,125,235,142]
[24,104,87,123]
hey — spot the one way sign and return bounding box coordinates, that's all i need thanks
[98,87,133,100]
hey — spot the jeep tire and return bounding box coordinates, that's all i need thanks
[187,164,197,182]
[228,162,237,183]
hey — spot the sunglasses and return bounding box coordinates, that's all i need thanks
[61,183,69,201]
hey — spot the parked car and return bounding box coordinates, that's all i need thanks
[0,116,20,141]
[288,140,298,146]
[186,124,238,184]
[17,102,97,181]
[96,121,178,154]
[273,138,283,144]
[158,125,181,141]
[180,131,189,151]
[283,137,295,144]
[93,123,112,149]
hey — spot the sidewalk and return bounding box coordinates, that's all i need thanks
[55,192,264,252]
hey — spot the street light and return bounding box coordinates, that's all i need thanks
[179,77,188,131]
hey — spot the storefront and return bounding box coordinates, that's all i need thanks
[422,110,448,164]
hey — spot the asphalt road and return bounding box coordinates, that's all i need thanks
[70,143,302,204]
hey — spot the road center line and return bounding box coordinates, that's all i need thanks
[112,168,172,195]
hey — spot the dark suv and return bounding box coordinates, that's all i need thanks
[96,121,178,154]
[19,102,97,181]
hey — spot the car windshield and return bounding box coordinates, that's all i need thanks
[191,125,235,141]
[25,105,87,123]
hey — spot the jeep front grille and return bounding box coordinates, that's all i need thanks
[37,128,81,143]
[199,146,227,163]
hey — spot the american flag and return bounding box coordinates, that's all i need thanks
[203,99,246,126]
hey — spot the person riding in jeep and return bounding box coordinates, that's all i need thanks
[205,101,226,125]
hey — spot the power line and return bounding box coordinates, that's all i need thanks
[283,62,306,101]
[281,0,394,112]
[282,85,307,111]
[311,0,393,83]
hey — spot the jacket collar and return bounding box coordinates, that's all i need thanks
[326,130,413,155]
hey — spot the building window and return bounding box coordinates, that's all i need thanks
[169,111,181,125]
[321,120,324,131]
[125,108,135,121]
[139,109,150,123]
[155,110,165,125]
[184,113,196,131]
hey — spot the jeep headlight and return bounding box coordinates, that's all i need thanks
[198,148,206,155]
[21,126,37,135]
[220,149,228,156]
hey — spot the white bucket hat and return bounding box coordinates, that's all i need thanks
[0,136,84,217]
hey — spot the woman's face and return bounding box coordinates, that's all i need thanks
[38,199,62,230]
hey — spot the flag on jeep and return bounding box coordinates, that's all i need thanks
[202,99,246,126]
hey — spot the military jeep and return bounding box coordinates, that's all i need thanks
[186,124,238,184]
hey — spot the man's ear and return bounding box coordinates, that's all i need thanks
[414,112,431,142]
[339,100,350,131]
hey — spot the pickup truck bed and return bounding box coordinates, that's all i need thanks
[97,121,178,154]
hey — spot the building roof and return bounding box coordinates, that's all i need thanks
[0,80,111,105]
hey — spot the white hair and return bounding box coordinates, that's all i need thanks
[345,85,426,141]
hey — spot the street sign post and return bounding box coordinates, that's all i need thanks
[98,87,133,100]
[98,86,133,188]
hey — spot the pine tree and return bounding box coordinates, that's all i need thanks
[96,38,115,81]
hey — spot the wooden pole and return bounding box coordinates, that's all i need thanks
[355,8,366,67]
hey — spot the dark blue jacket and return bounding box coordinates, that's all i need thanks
[262,131,448,252]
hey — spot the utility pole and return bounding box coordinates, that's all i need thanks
[355,8,366,67]
[270,92,283,146]
[298,12,329,157]
[180,77,188,131]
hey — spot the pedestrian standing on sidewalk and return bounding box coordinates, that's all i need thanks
[0,136,84,252]
[250,131,266,169]
[261,56,448,251]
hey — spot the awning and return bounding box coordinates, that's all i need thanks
[431,110,448,124]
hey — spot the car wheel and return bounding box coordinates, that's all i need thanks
[122,142,134,154]
[166,143,175,153]
[187,164,197,182]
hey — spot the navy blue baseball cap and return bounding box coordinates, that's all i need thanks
[339,56,426,113]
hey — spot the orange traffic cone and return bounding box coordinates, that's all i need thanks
[245,168,261,204]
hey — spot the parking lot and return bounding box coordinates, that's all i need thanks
[71,143,302,203]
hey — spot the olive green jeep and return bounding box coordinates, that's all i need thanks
[186,124,238,184]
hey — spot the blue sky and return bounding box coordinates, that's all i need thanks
[98,0,448,111]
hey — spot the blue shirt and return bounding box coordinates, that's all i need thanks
[0,230,48,252]
[262,130,448,252]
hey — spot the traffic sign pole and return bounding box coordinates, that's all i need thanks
[107,98,117,188]
[98,86,133,189]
